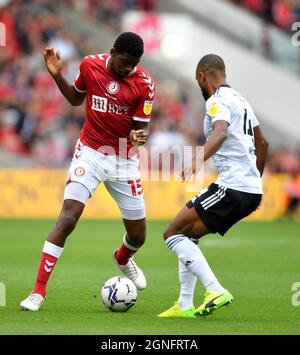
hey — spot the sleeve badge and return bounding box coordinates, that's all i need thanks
[143,100,153,115]
[208,104,218,117]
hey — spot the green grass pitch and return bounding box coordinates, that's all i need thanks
[0,219,299,335]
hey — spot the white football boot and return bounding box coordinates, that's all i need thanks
[113,251,147,290]
[20,293,44,311]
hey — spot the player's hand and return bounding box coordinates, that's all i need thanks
[181,159,199,181]
[130,130,148,146]
[44,47,63,78]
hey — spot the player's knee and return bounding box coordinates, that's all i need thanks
[163,227,175,240]
[163,222,186,240]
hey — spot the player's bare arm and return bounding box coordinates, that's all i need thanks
[44,47,85,106]
[130,122,149,146]
[181,120,228,181]
[253,125,269,176]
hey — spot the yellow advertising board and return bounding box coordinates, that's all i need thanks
[0,169,294,220]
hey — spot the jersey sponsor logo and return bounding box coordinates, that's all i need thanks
[143,100,153,115]
[92,95,129,115]
[75,167,85,177]
[106,81,120,95]
[208,104,218,117]
[108,102,129,115]
[92,95,108,112]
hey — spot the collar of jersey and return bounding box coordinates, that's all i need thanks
[218,84,231,89]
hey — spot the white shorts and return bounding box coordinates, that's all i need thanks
[64,140,145,220]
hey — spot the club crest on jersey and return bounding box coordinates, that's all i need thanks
[143,100,153,115]
[106,81,120,95]
[208,104,218,117]
[74,167,85,177]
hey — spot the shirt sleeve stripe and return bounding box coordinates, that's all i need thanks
[133,117,150,122]
[212,117,231,124]
[73,84,86,93]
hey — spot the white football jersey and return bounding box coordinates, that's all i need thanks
[204,85,262,194]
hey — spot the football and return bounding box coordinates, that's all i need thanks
[101,276,137,312]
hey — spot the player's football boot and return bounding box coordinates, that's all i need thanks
[20,293,45,311]
[113,251,147,290]
[158,303,196,318]
[194,289,233,317]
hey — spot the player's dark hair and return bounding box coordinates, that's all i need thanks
[197,54,226,75]
[113,32,144,57]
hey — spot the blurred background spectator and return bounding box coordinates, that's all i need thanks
[267,147,300,173]
[230,0,300,31]
[283,172,300,220]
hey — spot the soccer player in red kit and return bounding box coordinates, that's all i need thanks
[20,32,155,311]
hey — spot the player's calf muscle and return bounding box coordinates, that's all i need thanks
[124,219,146,247]
[56,213,77,234]
[47,208,82,246]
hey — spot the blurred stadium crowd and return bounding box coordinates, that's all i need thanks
[231,0,300,31]
[0,0,300,175]
[67,0,156,32]
[0,0,202,167]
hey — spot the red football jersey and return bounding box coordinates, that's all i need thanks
[73,54,155,158]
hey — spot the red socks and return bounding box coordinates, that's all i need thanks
[31,238,139,297]
[115,243,137,265]
[32,252,58,297]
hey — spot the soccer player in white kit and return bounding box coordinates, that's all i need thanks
[158,54,269,318]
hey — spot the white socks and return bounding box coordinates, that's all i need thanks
[177,259,197,310]
[166,234,225,307]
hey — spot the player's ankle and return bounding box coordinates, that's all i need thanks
[115,249,129,265]
[32,286,46,298]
